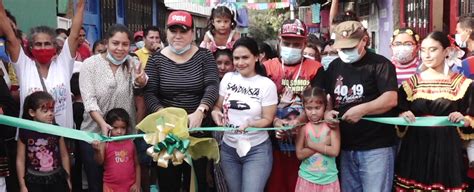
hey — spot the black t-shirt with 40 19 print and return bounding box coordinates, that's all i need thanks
[324,51,398,150]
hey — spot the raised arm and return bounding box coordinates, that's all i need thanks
[329,0,339,34]
[67,0,85,57]
[0,0,20,62]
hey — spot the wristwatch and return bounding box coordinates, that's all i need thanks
[197,106,207,114]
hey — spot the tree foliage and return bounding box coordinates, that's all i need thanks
[248,9,288,43]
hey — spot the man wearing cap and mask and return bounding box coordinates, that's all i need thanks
[324,21,398,192]
[263,18,325,192]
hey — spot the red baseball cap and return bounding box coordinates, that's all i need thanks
[167,11,193,30]
[280,19,307,38]
[134,31,143,39]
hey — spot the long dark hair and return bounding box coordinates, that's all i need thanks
[105,108,130,134]
[22,91,54,121]
[232,37,267,77]
[424,31,451,49]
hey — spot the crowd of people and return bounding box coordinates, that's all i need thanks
[1,0,474,191]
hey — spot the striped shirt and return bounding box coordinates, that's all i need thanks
[143,48,219,114]
[392,58,420,86]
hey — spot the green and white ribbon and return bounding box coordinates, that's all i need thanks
[0,115,466,143]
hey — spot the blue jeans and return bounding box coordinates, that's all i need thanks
[220,139,273,192]
[340,146,396,192]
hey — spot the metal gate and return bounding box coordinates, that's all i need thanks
[402,0,430,38]
[101,0,117,37]
[125,0,153,33]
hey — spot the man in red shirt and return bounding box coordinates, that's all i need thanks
[264,19,325,192]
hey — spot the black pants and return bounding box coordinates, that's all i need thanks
[26,178,69,192]
[157,157,209,192]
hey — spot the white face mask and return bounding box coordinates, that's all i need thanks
[338,47,361,63]
[135,41,145,49]
[455,33,468,48]
[280,46,302,65]
[321,55,338,70]
[303,55,315,60]
[392,45,416,64]
[106,51,129,65]
[169,43,191,55]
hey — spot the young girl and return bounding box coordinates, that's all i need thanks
[295,87,340,192]
[16,91,71,192]
[200,3,240,52]
[214,48,234,79]
[92,108,140,192]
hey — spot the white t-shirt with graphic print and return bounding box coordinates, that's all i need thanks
[220,72,278,148]
[14,39,75,128]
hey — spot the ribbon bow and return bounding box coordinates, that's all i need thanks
[147,131,190,167]
[137,107,219,168]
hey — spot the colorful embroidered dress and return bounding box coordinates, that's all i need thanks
[395,73,474,191]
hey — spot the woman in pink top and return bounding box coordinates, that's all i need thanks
[92,108,140,192]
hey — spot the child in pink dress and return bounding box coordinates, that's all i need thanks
[295,87,341,192]
[92,108,140,192]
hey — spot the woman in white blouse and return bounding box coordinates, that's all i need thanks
[79,24,146,191]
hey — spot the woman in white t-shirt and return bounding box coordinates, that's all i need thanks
[211,37,278,192]
[0,0,85,129]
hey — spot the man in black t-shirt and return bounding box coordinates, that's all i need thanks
[324,21,398,192]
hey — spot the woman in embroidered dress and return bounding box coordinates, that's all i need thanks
[395,31,474,191]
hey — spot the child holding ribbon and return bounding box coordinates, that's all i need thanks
[295,87,340,191]
[92,108,140,192]
[16,91,71,192]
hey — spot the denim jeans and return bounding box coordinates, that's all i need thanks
[340,145,396,192]
[220,139,273,192]
[79,141,103,192]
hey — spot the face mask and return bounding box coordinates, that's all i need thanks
[321,55,338,70]
[169,44,191,55]
[392,45,416,64]
[455,33,468,48]
[106,51,129,65]
[303,55,315,60]
[338,47,361,63]
[135,41,145,49]
[31,48,57,65]
[280,46,302,65]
